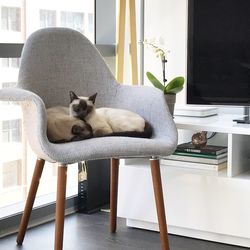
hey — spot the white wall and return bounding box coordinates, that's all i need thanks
[144,0,187,105]
[143,0,244,147]
[144,0,244,116]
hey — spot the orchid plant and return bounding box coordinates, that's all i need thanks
[144,39,184,95]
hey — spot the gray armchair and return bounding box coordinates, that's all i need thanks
[0,28,177,250]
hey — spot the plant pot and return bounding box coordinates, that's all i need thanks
[164,94,176,116]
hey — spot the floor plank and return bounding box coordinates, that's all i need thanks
[0,212,248,250]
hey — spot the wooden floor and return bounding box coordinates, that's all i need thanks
[0,212,248,250]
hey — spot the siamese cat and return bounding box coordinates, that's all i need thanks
[69,91,153,138]
[47,106,93,143]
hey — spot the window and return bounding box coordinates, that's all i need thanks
[2,160,22,188]
[0,0,95,219]
[1,6,21,32]
[0,0,116,227]
[88,13,94,34]
[24,0,95,43]
[39,9,56,28]
[2,119,22,142]
[2,82,17,88]
[1,58,20,68]
[61,11,84,34]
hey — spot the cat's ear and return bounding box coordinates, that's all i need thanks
[89,93,97,104]
[69,91,78,103]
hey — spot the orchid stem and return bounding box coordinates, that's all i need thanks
[162,56,167,87]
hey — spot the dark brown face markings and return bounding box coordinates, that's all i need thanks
[86,105,93,115]
[78,100,87,110]
[73,100,88,118]
[73,104,80,112]
[71,125,83,135]
[72,98,94,121]
[71,122,93,140]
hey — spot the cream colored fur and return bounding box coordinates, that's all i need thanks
[87,108,145,136]
[70,95,145,137]
[47,106,89,142]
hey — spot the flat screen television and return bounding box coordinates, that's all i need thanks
[187,0,250,108]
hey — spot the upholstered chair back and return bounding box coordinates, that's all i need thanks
[18,28,117,109]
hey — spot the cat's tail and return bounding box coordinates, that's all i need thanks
[97,121,153,139]
[144,121,153,138]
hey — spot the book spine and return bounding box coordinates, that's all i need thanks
[176,148,218,155]
[161,159,218,170]
[161,159,227,171]
[174,151,217,159]
[173,151,228,159]
[165,155,227,164]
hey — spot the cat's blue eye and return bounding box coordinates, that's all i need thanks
[73,105,80,112]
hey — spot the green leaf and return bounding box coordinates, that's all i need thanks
[146,72,165,92]
[164,76,185,94]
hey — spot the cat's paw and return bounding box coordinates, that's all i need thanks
[71,125,83,135]
[71,122,93,141]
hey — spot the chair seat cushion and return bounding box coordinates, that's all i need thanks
[46,136,176,164]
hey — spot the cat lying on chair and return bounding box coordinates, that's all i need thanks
[47,106,93,143]
[69,91,153,138]
[47,91,152,143]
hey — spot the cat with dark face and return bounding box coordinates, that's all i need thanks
[70,92,97,120]
[69,91,153,138]
[47,106,93,143]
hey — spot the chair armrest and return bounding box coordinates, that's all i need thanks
[0,88,53,161]
[113,84,178,145]
[0,87,44,103]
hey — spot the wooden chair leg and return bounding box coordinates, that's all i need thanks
[16,158,45,245]
[150,158,170,250]
[110,158,119,233]
[54,165,67,250]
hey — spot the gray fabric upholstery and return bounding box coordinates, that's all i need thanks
[0,28,178,164]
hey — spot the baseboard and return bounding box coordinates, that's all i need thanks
[0,195,78,238]
[126,218,250,248]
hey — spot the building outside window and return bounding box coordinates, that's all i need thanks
[1,6,21,31]
[0,0,95,219]
[39,9,56,28]
[25,0,94,43]
[1,58,20,68]
[2,160,21,188]
[88,13,94,34]
[2,119,21,142]
[61,11,84,34]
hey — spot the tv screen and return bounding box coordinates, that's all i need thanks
[187,0,250,105]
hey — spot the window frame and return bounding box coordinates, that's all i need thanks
[0,0,116,237]
[0,0,116,58]
[1,6,21,32]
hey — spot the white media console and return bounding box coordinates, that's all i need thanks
[117,114,250,248]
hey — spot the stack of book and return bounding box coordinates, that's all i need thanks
[161,142,228,171]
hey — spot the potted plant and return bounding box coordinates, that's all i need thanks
[144,40,185,116]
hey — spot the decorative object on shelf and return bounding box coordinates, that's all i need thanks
[191,131,208,148]
[176,142,227,155]
[162,140,228,172]
[144,39,185,116]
